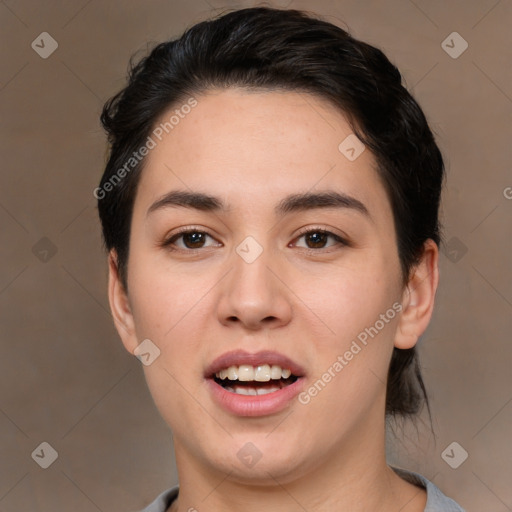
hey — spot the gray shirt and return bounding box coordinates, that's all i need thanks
[135,467,465,512]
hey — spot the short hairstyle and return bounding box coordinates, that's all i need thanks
[97,7,445,418]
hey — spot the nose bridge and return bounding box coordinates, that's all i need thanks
[217,234,292,329]
[231,234,277,299]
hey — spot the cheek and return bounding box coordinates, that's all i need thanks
[291,257,397,346]
[128,257,211,339]
[298,313,396,441]
[141,359,203,447]
[292,255,400,408]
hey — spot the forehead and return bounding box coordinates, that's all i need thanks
[134,88,390,221]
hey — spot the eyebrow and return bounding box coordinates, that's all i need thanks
[146,189,371,220]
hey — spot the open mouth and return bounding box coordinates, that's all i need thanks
[212,364,299,396]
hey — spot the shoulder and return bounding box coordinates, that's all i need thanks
[133,485,179,512]
[392,467,466,512]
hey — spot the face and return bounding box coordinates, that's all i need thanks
[109,88,429,485]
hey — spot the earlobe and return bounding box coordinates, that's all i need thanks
[107,250,138,354]
[394,239,439,350]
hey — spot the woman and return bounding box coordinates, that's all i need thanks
[97,7,465,512]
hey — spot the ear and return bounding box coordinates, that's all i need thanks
[108,250,138,354]
[395,239,439,349]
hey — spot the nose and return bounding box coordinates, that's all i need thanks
[216,243,293,331]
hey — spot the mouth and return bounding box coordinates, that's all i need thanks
[212,364,299,396]
[205,350,305,416]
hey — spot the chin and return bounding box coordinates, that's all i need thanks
[222,459,307,486]
[202,438,312,485]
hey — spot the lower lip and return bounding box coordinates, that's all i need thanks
[205,378,304,417]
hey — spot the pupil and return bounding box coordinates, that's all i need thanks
[307,232,326,248]
[184,232,204,248]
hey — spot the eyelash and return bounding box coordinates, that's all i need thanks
[161,226,349,254]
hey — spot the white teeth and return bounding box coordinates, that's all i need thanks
[256,386,280,395]
[215,364,294,381]
[270,365,282,379]
[238,365,255,381]
[254,364,271,382]
[225,385,282,396]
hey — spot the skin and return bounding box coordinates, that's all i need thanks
[108,88,439,512]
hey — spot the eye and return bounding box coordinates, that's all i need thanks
[293,228,347,250]
[162,229,221,251]
[161,227,347,253]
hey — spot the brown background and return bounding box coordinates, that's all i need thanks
[1,1,511,511]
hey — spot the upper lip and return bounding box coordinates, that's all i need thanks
[205,350,305,378]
